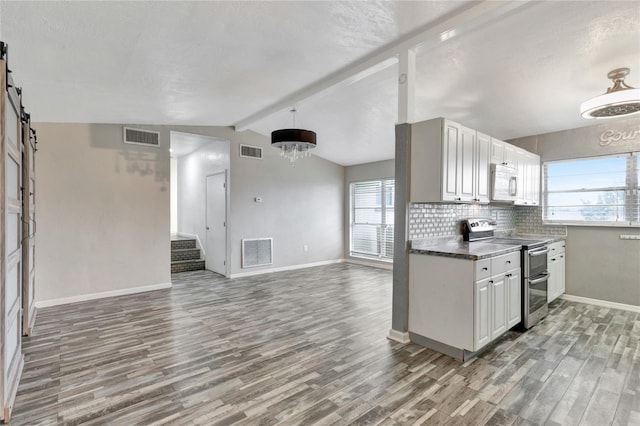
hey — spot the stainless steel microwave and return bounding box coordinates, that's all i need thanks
[491,164,518,202]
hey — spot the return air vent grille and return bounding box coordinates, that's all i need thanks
[242,238,273,268]
[123,127,160,147]
[240,144,263,159]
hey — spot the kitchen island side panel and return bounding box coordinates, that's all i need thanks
[409,254,474,350]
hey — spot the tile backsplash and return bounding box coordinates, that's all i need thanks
[408,203,566,240]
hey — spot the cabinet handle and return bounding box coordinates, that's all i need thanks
[455,197,461,201]
[506,273,512,277]
[489,280,494,284]
[506,260,511,264]
[482,267,488,271]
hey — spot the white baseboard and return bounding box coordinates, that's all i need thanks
[176,232,206,257]
[35,282,172,308]
[387,329,410,344]
[346,258,393,270]
[561,294,640,314]
[230,259,344,278]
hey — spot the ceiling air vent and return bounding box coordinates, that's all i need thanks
[240,144,263,159]
[242,238,273,268]
[123,127,160,147]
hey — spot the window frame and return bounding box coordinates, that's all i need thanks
[542,152,639,227]
[349,178,395,262]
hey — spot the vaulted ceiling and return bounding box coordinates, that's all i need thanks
[1,1,639,165]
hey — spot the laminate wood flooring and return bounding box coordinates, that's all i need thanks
[11,264,640,425]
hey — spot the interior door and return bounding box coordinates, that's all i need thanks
[1,54,25,422]
[205,172,227,275]
[21,116,36,336]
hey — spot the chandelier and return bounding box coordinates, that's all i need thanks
[580,68,640,119]
[271,108,317,164]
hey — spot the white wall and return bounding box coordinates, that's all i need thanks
[509,117,640,307]
[344,159,395,265]
[176,135,230,255]
[34,123,171,303]
[170,157,178,234]
[34,123,344,303]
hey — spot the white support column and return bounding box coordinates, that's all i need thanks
[398,48,416,124]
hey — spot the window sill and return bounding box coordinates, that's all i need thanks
[543,220,639,228]
[349,253,393,263]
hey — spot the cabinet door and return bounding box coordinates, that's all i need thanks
[503,144,519,168]
[558,254,565,296]
[490,138,504,164]
[459,126,476,201]
[442,121,460,201]
[506,269,521,328]
[475,132,491,203]
[491,275,507,338]
[474,278,491,350]
[547,254,559,302]
[528,155,541,206]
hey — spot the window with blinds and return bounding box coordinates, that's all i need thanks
[350,179,394,260]
[543,152,639,226]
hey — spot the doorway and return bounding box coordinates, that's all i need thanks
[206,171,227,275]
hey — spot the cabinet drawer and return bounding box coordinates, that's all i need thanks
[549,240,565,255]
[491,251,520,275]
[475,259,491,280]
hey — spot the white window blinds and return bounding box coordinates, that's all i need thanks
[350,179,395,260]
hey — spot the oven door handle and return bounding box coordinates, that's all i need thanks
[529,248,550,257]
[529,273,550,285]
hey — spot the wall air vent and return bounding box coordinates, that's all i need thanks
[123,127,160,147]
[241,238,273,268]
[240,144,263,159]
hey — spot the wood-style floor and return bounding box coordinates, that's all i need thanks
[12,264,640,425]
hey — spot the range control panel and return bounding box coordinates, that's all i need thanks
[465,218,496,232]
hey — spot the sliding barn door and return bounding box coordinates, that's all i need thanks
[22,115,36,336]
[0,52,24,422]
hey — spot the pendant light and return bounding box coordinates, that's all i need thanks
[271,108,316,164]
[580,68,640,119]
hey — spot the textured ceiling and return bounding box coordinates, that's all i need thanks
[1,1,639,166]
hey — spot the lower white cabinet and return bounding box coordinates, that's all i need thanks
[548,240,566,302]
[409,251,522,357]
[474,267,520,351]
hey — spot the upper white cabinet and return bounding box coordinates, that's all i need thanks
[489,137,540,206]
[515,150,541,206]
[411,118,489,203]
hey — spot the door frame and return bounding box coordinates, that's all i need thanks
[205,170,230,277]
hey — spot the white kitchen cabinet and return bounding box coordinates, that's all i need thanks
[547,240,566,302]
[490,273,508,338]
[506,268,521,328]
[475,132,491,203]
[491,138,518,168]
[410,118,489,203]
[515,150,541,206]
[409,251,521,358]
[474,278,491,350]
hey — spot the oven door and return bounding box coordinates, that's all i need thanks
[527,247,549,278]
[524,272,549,328]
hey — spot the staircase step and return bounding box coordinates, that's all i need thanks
[171,259,205,273]
[171,238,196,250]
[171,248,201,262]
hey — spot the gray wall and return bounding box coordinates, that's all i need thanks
[34,123,345,303]
[34,123,171,302]
[509,117,640,307]
[344,159,394,264]
[176,135,230,257]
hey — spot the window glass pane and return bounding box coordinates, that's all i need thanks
[546,156,626,191]
[354,208,381,224]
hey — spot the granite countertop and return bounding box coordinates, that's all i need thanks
[409,239,522,260]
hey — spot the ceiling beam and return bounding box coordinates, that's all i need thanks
[233,0,533,132]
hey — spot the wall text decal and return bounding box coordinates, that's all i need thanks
[599,128,640,146]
